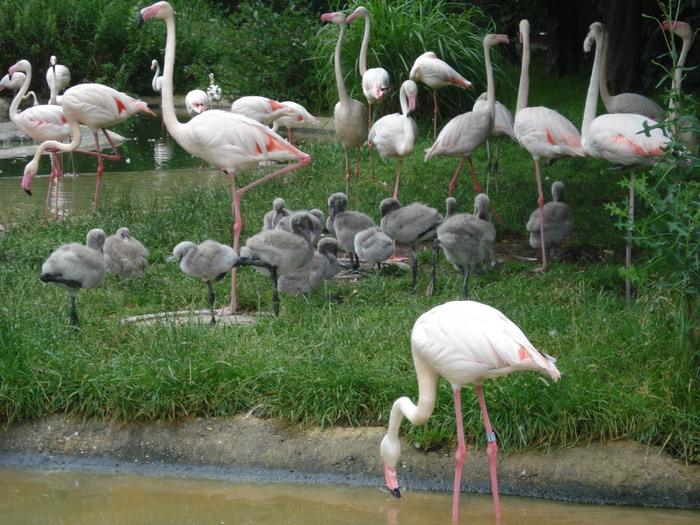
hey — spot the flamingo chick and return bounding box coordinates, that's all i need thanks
[327,192,375,271]
[104,227,149,277]
[278,237,339,298]
[526,181,573,258]
[263,198,293,230]
[381,300,561,521]
[354,226,394,271]
[40,228,106,327]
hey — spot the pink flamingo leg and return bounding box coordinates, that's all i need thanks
[534,159,547,272]
[354,147,361,209]
[467,157,505,226]
[476,384,501,518]
[432,88,439,141]
[344,147,351,198]
[448,157,466,198]
[92,132,105,211]
[392,158,403,200]
[452,388,467,522]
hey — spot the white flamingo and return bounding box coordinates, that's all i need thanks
[151,59,163,93]
[46,55,70,105]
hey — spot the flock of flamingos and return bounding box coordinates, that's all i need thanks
[4,2,694,520]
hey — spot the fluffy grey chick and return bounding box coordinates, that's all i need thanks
[262,197,293,230]
[276,208,324,241]
[380,197,443,291]
[40,228,106,326]
[278,237,339,297]
[428,193,495,300]
[173,240,239,324]
[240,212,316,315]
[526,181,573,258]
[327,192,375,271]
[354,227,394,271]
[104,227,149,277]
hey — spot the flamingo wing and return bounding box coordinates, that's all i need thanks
[62,84,154,129]
[514,106,584,160]
[424,110,493,160]
[584,113,667,165]
[13,105,70,143]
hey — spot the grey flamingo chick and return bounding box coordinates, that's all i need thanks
[428,194,495,299]
[276,209,324,242]
[240,212,316,315]
[173,240,239,324]
[327,192,376,271]
[40,228,106,326]
[379,198,443,292]
[354,226,394,271]
[262,198,293,230]
[526,181,573,259]
[278,237,339,298]
[104,227,149,277]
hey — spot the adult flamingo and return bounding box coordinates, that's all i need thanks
[409,51,473,140]
[598,27,663,121]
[185,89,210,116]
[151,59,163,93]
[322,11,368,209]
[367,79,418,199]
[424,34,509,203]
[513,19,585,272]
[472,92,515,195]
[230,96,295,127]
[0,72,39,105]
[581,22,669,307]
[663,20,696,149]
[9,60,71,217]
[46,55,70,105]
[381,300,560,521]
[22,81,154,212]
[139,1,311,314]
[270,101,321,146]
[207,73,222,108]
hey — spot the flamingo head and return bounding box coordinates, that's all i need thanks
[584,22,603,53]
[662,20,692,39]
[380,434,402,498]
[321,12,344,26]
[519,19,530,44]
[138,1,172,28]
[22,159,40,195]
[346,6,368,24]
[9,60,29,77]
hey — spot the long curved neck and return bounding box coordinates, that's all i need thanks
[484,41,496,121]
[333,19,350,104]
[598,30,612,106]
[160,11,185,139]
[358,14,370,76]
[515,25,530,115]
[152,62,161,91]
[670,33,691,111]
[9,66,31,119]
[582,30,604,139]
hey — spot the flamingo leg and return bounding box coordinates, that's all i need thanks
[206,279,216,325]
[354,147,361,210]
[448,157,466,197]
[626,172,635,308]
[461,264,472,300]
[92,132,105,211]
[392,158,403,200]
[476,384,501,518]
[467,156,484,194]
[534,159,547,272]
[452,388,467,523]
[493,139,500,197]
[426,238,440,298]
[344,146,351,198]
[485,139,493,196]
[432,88,439,141]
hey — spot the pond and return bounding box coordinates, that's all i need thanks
[1,465,698,525]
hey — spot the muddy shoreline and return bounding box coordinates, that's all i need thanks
[0,414,698,510]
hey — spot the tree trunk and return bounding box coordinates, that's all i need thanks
[603,0,643,93]
[546,0,579,75]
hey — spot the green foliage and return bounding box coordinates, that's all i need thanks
[313,0,501,127]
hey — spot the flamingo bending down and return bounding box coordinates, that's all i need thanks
[424,34,509,202]
[322,11,368,209]
[46,55,70,105]
[151,59,163,93]
[381,300,560,521]
[409,51,473,140]
[21,81,155,212]
[139,1,311,314]
[185,89,210,116]
[347,6,389,129]
[9,60,71,218]
[367,80,418,199]
[270,101,321,146]
[230,96,295,127]
[581,22,669,307]
[513,19,585,272]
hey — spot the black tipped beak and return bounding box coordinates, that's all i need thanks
[389,487,401,499]
[25,189,32,196]
[137,14,145,29]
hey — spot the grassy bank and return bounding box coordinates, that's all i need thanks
[1,56,698,465]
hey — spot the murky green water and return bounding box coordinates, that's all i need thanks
[1,466,698,525]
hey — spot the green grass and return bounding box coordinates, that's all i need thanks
[0,55,698,466]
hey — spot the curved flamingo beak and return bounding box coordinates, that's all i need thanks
[383,459,401,498]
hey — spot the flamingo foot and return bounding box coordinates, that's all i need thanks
[386,253,409,262]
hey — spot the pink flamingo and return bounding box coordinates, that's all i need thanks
[139,1,311,314]
[409,51,473,140]
[367,79,418,199]
[230,96,295,127]
[46,55,70,105]
[581,22,669,307]
[322,11,368,209]
[424,33,509,224]
[22,81,155,212]
[381,300,560,521]
[270,101,321,146]
[185,89,210,116]
[8,60,70,217]
[513,19,585,272]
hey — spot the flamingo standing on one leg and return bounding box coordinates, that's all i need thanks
[347,5,389,182]
[322,11,368,210]
[8,60,70,218]
[381,300,561,521]
[21,81,155,212]
[139,1,311,314]
[513,19,585,272]
[367,79,418,199]
[409,51,473,140]
[424,34,509,203]
[581,22,669,308]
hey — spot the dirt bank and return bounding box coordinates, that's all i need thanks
[0,414,698,509]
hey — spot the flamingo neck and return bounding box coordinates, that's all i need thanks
[484,40,497,123]
[333,19,350,104]
[160,10,185,140]
[670,33,691,112]
[358,13,371,76]
[598,30,612,106]
[515,25,530,115]
[9,64,31,119]
[582,29,604,140]
[152,62,161,91]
